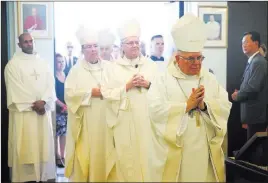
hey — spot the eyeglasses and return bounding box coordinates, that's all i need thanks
[82,44,98,49]
[123,41,140,47]
[177,55,205,64]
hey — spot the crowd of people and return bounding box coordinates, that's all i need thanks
[53,22,172,170]
[4,13,268,182]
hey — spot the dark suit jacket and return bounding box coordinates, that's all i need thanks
[237,53,268,124]
[64,56,78,76]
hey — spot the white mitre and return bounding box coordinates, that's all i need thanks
[76,25,98,46]
[118,19,141,41]
[171,13,206,52]
[98,29,116,47]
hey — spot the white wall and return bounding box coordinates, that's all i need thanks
[185,1,227,89]
[54,2,179,60]
[8,2,55,70]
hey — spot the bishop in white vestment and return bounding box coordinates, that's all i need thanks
[64,26,109,182]
[101,19,158,182]
[147,14,231,182]
[4,33,56,182]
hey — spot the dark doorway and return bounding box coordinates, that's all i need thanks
[227,1,268,156]
[1,1,11,182]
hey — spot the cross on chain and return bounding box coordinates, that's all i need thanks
[98,84,103,100]
[176,77,202,127]
[31,69,40,80]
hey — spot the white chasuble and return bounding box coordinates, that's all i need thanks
[101,56,158,182]
[64,59,109,182]
[147,61,231,182]
[4,51,56,182]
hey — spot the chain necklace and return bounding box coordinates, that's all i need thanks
[175,77,202,127]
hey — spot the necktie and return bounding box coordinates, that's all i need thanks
[245,62,250,71]
[69,56,72,67]
[242,62,250,81]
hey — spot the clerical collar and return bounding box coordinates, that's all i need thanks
[83,59,102,71]
[150,55,164,62]
[15,51,39,60]
[89,60,99,64]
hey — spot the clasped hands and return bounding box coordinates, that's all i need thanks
[32,100,46,115]
[126,74,149,91]
[186,85,206,113]
[92,87,103,98]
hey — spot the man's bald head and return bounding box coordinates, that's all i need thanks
[18,33,31,43]
[18,33,34,54]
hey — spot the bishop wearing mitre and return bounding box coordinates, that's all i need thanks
[147,13,232,182]
[4,33,56,182]
[101,19,158,182]
[98,28,116,61]
[64,26,108,182]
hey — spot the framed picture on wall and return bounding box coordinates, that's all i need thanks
[17,2,52,39]
[198,6,228,48]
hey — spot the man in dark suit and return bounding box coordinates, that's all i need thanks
[232,31,268,140]
[64,41,78,76]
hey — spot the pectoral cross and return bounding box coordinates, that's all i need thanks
[98,84,103,100]
[194,110,201,127]
[137,86,142,93]
[190,109,201,127]
[31,69,40,80]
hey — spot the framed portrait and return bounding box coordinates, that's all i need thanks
[198,6,228,48]
[17,2,52,39]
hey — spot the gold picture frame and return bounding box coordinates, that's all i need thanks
[198,6,228,48]
[17,2,52,39]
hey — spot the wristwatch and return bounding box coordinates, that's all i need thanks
[200,102,207,111]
